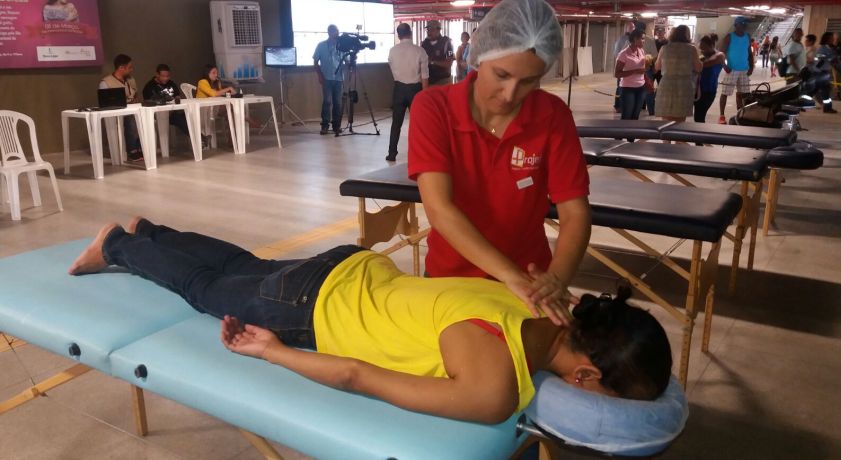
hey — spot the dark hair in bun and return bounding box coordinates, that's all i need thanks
[569,287,672,400]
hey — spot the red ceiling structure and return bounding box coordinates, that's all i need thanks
[386,0,837,21]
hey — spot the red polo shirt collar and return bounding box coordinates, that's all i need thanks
[449,70,554,137]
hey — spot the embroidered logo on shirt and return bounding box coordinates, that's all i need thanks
[510,146,542,170]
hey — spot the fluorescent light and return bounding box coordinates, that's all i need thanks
[640,12,657,18]
[450,0,475,6]
[768,8,786,14]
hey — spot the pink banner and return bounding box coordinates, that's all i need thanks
[0,0,103,69]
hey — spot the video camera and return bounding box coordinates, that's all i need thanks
[336,33,376,54]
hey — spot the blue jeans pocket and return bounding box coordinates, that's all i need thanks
[259,259,331,305]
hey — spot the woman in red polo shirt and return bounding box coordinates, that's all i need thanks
[408,0,590,326]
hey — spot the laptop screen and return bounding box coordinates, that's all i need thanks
[97,88,127,108]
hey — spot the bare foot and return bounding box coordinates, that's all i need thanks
[68,223,120,275]
[127,216,145,234]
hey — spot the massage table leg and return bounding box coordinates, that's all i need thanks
[729,182,750,295]
[746,182,762,270]
[240,429,286,460]
[0,363,91,415]
[131,385,148,436]
[699,241,722,353]
[762,169,781,236]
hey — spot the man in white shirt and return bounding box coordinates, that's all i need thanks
[386,23,429,162]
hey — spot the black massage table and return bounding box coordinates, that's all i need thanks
[339,164,743,386]
[580,139,769,293]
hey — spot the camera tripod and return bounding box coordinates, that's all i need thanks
[336,52,380,137]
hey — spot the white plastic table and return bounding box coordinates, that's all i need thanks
[138,103,201,168]
[183,98,238,158]
[62,104,149,179]
[230,95,282,154]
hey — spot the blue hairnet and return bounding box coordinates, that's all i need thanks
[467,0,562,71]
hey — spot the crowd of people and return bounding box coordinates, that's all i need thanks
[612,17,840,126]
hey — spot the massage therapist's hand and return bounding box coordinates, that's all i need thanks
[499,270,571,327]
[221,315,283,360]
[526,263,577,327]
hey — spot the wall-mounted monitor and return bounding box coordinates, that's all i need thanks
[264,46,297,67]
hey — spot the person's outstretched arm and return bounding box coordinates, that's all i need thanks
[221,316,518,423]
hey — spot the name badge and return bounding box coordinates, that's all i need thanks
[516,176,534,190]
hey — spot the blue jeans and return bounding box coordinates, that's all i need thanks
[614,79,622,110]
[102,219,365,349]
[620,86,647,121]
[321,79,343,130]
[123,116,141,153]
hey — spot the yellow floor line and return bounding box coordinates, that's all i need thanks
[0,334,27,353]
[251,216,358,259]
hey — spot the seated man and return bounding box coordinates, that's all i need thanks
[69,218,672,423]
[99,53,143,162]
[142,64,191,136]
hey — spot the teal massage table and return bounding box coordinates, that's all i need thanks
[0,240,535,460]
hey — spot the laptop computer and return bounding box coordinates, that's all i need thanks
[96,88,128,110]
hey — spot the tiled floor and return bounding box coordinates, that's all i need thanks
[1,65,840,459]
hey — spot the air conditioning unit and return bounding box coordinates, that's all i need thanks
[210,1,263,82]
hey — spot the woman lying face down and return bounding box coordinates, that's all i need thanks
[70,219,673,424]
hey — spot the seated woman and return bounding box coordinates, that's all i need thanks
[69,218,673,424]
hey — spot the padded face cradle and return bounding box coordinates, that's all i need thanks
[526,373,688,457]
[575,119,675,140]
[767,141,824,170]
[659,122,796,149]
[598,142,769,181]
[0,240,197,372]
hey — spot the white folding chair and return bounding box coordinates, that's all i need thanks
[181,83,220,148]
[0,110,63,221]
[180,83,196,100]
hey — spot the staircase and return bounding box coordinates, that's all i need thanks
[761,16,801,48]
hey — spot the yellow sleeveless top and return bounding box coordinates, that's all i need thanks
[313,251,535,411]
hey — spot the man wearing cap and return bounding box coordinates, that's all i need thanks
[421,20,455,86]
[387,23,429,162]
[718,17,754,124]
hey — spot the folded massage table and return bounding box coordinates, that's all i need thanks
[0,241,535,459]
[339,164,743,386]
[575,119,675,141]
[575,119,797,149]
